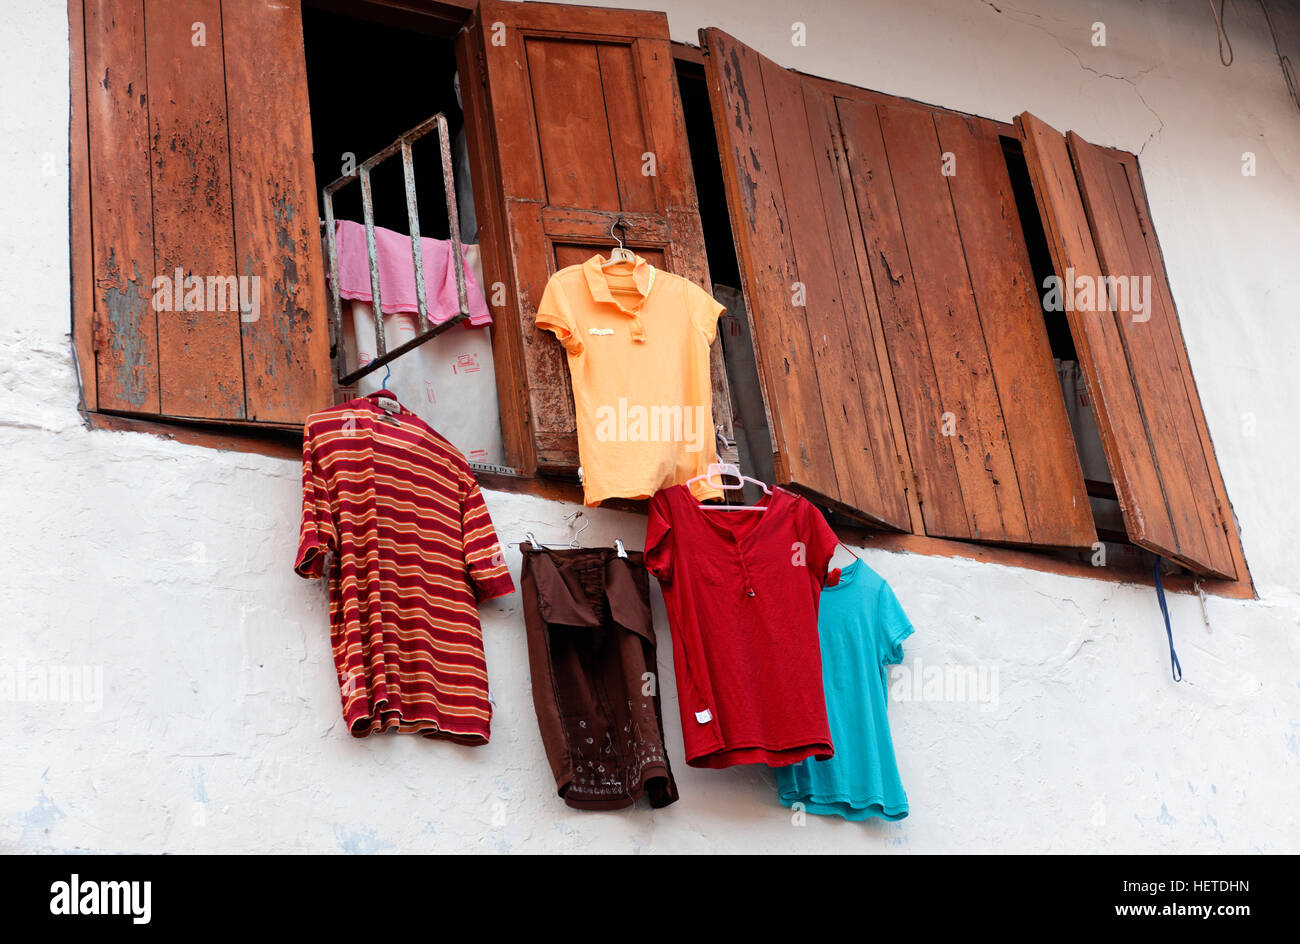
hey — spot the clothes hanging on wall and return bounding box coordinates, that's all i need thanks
[519,546,678,810]
[775,559,913,821]
[535,254,725,507]
[644,484,838,769]
[294,390,514,743]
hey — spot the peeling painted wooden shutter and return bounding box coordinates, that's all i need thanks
[461,1,731,474]
[1016,112,1238,578]
[81,0,331,424]
[700,28,910,529]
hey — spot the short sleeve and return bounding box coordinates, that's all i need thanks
[535,273,583,356]
[294,431,337,579]
[460,473,515,602]
[875,581,914,666]
[690,282,725,345]
[644,490,674,583]
[798,498,838,586]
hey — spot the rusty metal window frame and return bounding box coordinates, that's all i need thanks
[321,112,469,387]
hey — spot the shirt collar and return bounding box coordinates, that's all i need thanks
[582,253,654,341]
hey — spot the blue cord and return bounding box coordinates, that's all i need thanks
[382,363,392,390]
[1153,556,1183,682]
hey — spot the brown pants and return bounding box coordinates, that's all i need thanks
[520,547,678,810]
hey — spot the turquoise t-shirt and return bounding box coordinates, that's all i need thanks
[776,559,913,821]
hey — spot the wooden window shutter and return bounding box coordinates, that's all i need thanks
[702,29,1093,546]
[1015,112,1239,578]
[80,0,331,425]
[837,99,1094,547]
[459,1,732,474]
[700,28,909,529]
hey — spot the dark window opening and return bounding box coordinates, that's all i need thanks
[299,2,507,469]
[676,60,775,502]
[302,6,463,239]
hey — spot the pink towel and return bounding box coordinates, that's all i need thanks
[333,219,492,326]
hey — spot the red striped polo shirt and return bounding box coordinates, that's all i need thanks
[294,391,514,744]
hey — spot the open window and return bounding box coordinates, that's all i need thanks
[300,2,507,467]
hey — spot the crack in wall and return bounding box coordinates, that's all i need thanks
[980,0,1166,153]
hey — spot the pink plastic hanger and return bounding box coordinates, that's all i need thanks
[686,462,772,512]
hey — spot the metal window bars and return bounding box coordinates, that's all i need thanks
[321,112,470,387]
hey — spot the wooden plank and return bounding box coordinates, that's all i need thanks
[1072,139,1236,578]
[877,105,1029,543]
[701,28,837,497]
[1119,152,1244,581]
[223,0,332,423]
[638,29,695,211]
[553,244,665,270]
[1015,111,1180,559]
[144,0,244,420]
[755,59,908,525]
[540,208,668,242]
[84,0,159,413]
[88,411,302,460]
[805,83,909,528]
[827,91,924,533]
[757,56,865,512]
[479,0,668,39]
[597,43,657,213]
[508,200,575,464]
[837,98,970,538]
[69,0,96,412]
[1070,136,1213,572]
[456,15,534,472]
[936,113,1096,548]
[526,38,621,210]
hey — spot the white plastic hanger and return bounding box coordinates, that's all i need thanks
[686,462,772,512]
[601,217,636,268]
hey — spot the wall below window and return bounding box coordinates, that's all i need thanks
[3,0,1298,853]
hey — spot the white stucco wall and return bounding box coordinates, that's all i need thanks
[3,0,1297,853]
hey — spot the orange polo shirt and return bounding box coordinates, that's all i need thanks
[536,253,724,507]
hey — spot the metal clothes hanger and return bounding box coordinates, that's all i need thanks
[514,511,590,550]
[686,462,772,512]
[601,217,636,268]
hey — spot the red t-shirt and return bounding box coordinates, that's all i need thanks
[645,485,837,768]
